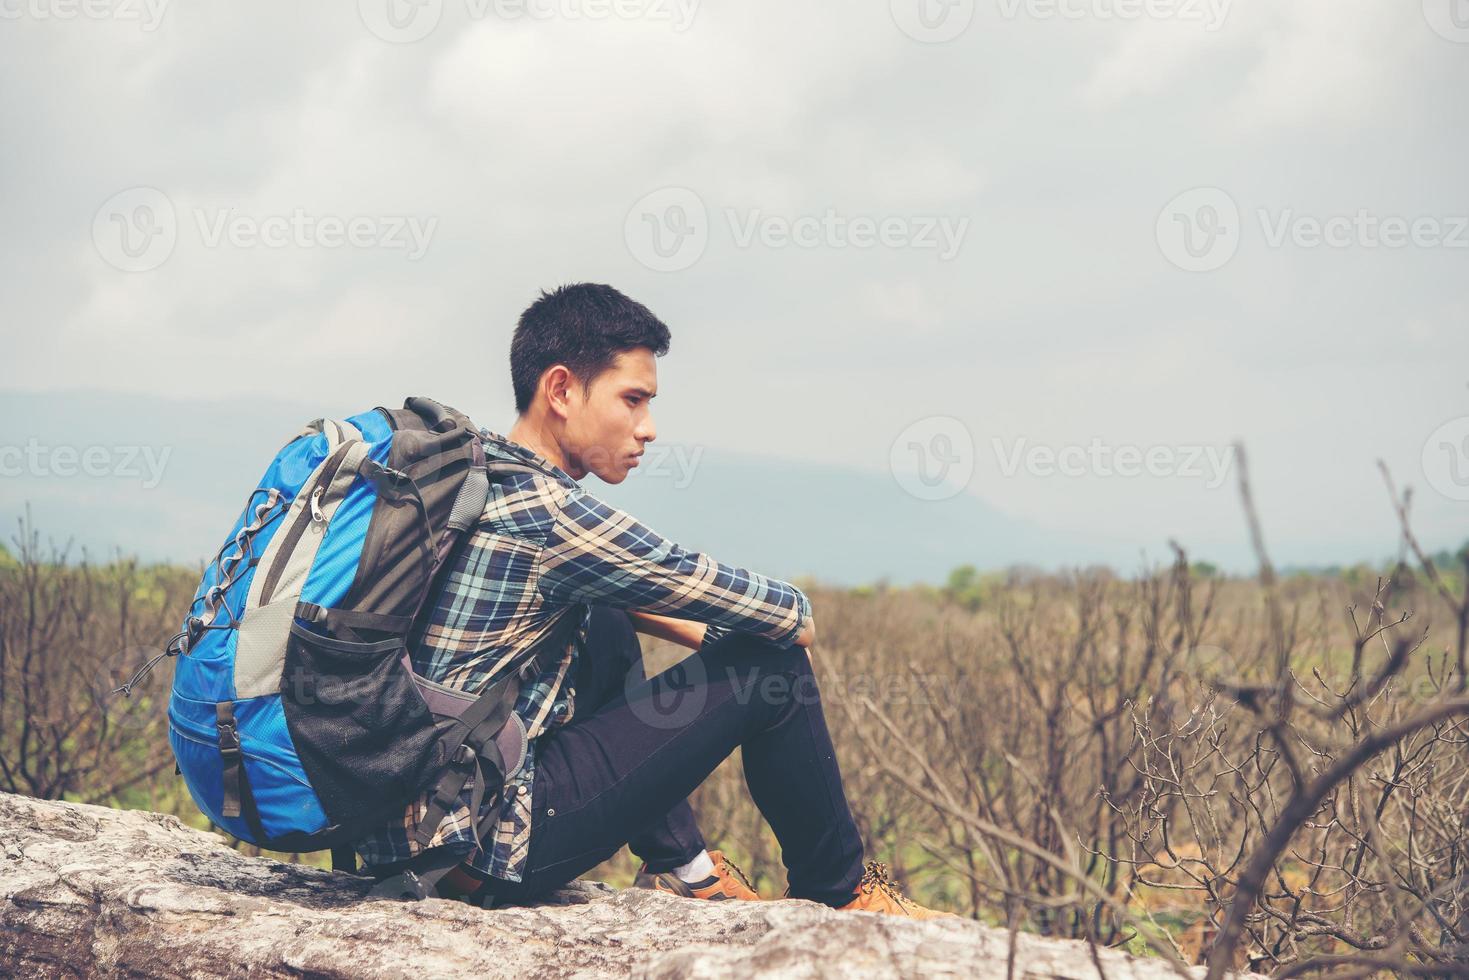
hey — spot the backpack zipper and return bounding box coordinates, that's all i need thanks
[256,442,355,605]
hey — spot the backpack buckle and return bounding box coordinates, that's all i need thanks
[216,705,242,760]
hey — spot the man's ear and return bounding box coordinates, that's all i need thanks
[542,364,575,421]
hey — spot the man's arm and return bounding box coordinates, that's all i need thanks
[536,486,813,648]
[626,609,708,650]
[626,610,818,653]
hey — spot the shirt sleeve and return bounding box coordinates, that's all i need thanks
[535,485,810,647]
[698,622,735,651]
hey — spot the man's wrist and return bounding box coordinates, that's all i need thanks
[785,590,813,647]
[699,623,732,651]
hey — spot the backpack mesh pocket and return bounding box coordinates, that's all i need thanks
[281,622,440,827]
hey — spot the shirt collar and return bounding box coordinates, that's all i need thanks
[479,429,580,486]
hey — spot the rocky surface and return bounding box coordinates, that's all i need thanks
[1,792,1247,978]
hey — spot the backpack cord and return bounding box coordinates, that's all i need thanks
[112,628,188,697]
[111,617,237,697]
[191,488,285,633]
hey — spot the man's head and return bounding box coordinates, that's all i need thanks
[510,283,670,484]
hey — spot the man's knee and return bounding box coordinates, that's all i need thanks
[700,637,820,715]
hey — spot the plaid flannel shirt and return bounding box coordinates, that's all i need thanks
[353,429,811,882]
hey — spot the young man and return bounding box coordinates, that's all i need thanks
[354,283,954,919]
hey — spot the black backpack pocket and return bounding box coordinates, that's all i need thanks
[281,621,440,828]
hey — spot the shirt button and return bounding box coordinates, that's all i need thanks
[546,807,556,816]
[518,785,528,796]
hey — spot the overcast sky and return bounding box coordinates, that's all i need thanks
[2,0,1466,575]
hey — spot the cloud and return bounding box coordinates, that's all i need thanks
[2,2,1465,572]
[1083,0,1425,135]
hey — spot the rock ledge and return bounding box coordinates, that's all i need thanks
[1,792,1237,978]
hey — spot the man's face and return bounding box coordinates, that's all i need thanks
[563,347,658,484]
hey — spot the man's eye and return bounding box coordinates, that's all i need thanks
[626,396,640,406]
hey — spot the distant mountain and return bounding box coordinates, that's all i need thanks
[0,388,1120,586]
[597,447,1117,585]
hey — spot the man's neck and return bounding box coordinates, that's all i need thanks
[506,414,572,475]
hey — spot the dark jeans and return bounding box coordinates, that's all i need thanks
[476,606,865,907]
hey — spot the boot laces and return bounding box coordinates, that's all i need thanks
[720,855,755,892]
[857,861,916,909]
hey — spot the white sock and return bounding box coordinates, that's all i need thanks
[674,849,715,883]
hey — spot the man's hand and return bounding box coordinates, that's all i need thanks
[793,614,816,652]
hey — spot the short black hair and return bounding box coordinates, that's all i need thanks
[510,283,672,415]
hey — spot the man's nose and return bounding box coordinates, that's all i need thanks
[636,417,657,444]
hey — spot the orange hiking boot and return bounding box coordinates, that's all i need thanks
[634,849,761,901]
[834,861,959,920]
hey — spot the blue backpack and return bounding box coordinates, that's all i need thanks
[153,397,549,877]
